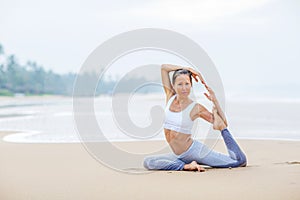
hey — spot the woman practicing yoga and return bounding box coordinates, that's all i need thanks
[143,64,247,172]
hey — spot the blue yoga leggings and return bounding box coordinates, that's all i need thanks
[143,129,247,170]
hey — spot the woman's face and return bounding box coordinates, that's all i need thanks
[173,74,192,97]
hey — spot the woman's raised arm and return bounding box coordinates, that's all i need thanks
[161,64,182,100]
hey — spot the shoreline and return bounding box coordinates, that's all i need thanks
[2,130,300,144]
[1,131,300,200]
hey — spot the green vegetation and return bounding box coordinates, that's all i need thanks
[0,43,76,96]
[0,43,161,96]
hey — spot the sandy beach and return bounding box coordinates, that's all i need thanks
[0,131,299,200]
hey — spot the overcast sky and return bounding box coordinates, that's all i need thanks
[1,0,299,98]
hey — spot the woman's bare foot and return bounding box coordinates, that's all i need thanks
[183,161,205,172]
[213,108,227,131]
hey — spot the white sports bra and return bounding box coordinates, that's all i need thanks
[163,95,196,134]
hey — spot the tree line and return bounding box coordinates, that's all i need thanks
[0,44,76,96]
[0,43,160,96]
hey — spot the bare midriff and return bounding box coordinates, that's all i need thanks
[164,129,193,155]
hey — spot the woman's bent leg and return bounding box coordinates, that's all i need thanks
[207,108,247,167]
[197,129,247,168]
[143,153,185,171]
[178,140,239,168]
[221,128,247,167]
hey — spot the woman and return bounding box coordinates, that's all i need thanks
[143,64,247,172]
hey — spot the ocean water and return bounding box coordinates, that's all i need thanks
[1,94,300,143]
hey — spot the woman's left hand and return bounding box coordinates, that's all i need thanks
[204,84,228,126]
[204,85,216,102]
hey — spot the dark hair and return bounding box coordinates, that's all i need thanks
[172,69,192,85]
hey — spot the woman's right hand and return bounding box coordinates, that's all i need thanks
[187,67,206,85]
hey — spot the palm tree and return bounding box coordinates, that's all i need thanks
[0,44,4,55]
